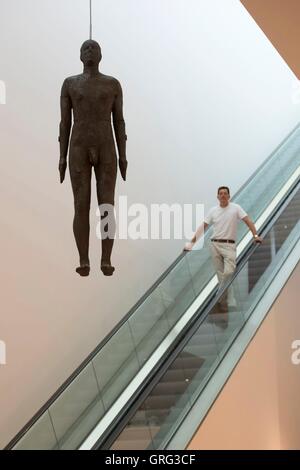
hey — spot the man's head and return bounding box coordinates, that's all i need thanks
[80,40,102,66]
[217,186,230,206]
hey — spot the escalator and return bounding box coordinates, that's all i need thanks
[106,181,300,450]
[6,124,300,450]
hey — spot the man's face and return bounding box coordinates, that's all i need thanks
[217,189,230,205]
[80,40,102,66]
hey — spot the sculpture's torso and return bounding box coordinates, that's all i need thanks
[67,73,118,150]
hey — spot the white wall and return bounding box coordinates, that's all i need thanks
[188,261,300,450]
[0,0,299,447]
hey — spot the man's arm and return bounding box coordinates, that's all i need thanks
[112,80,127,181]
[242,216,263,243]
[58,79,72,184]
[184,222,209,251]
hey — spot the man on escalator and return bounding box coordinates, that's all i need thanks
[184,186,262,311]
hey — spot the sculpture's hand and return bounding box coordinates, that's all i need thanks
[59,158,67,184]
[119,158,128,181]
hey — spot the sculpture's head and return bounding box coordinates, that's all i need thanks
[80,40,102,66]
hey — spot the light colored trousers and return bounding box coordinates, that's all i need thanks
[210,241,237,306]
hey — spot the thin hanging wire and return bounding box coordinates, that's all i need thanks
[89,0,92,39]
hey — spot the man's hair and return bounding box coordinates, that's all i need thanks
[217,186,230,195]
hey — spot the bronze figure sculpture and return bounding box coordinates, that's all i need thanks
[59,40,127,276]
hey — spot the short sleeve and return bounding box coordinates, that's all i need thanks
[237,204,247,219]
[204,208,213,225]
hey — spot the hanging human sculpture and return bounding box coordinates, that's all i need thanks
[58,37,127,277]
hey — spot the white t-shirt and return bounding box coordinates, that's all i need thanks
[204,203,247,241]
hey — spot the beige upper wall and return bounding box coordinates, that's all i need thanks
[0,0,299,448]
[188,262,300,450]
[241,0,300,79]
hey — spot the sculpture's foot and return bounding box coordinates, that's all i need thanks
[101,263,115,276]
[76,264,90,277]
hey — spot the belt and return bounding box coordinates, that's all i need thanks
[211,239,235,244]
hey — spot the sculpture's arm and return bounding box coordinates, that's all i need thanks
[58,79,72,183]
[112,80,127,181]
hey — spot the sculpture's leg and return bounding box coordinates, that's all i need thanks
[70,147,92,276]
[95,159,117,276]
